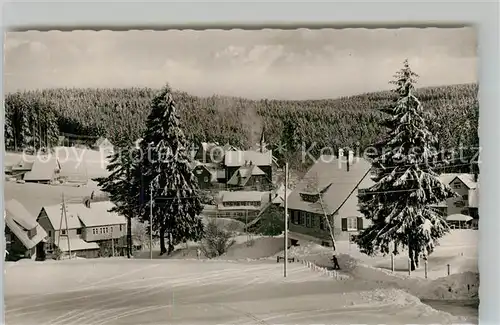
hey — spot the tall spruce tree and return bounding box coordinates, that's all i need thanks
[355,60,457,271]
[136,85,204,255]
[98,140,140,258]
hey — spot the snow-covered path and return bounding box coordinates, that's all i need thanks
[5,259,473,325]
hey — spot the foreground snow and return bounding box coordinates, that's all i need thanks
[274,230,479,302]
[4,259,475,325]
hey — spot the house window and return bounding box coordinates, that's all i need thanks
[120,225,123,232]
[462,194,468,200]
[48,230,52,237]
[347,217,357,231]
[320,217,325,230]
[454,200,465,208]
[299,193,319,203]
[77,228,82,235]
[110,227,113,232]
[300,212,306,226]
[461,209,469,215]
[453,182,462,189]
[306,214,311,228]
[204,176,209,182]
[61,229,67,235]
[342,217,358,232]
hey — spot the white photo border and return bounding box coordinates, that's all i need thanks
[1,1,498,324]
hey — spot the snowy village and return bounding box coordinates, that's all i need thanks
[4,28,479,324]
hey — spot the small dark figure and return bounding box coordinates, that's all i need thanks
[332,254,340,270]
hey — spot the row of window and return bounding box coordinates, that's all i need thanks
[59,228,81,236]
[291,211,326,230]
[55,225,124,237]
[217,211,257,218]
[223,201,261,207]
[92,227,113,235]
[290,210,362,232]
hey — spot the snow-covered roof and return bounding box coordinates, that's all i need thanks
[23,158,59,182]
[56,237,99,252]
[41,201,126,230]
[5,199,47,250]
[227,164,267,186]
[439,173,477,189]
[287,155,372,215]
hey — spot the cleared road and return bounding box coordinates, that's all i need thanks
[5,259,466,325]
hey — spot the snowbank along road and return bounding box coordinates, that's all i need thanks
[4,258,473,325]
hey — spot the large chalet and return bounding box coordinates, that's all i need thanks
[286,149,373,245]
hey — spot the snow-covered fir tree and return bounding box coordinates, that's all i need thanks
[98,139,141,258]
[355,60,457,271]
[136,85,204,255]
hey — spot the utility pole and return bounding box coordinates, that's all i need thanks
[149,182,153,260]
[245,209,249,244]
[110,230,115,257]
[58,193,71,259]
[284,162,289,278]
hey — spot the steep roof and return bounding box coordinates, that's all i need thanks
[23,158,59,182]
[287,155,373,215]
[439,173,477,189]
[5,199,47,250]
[41,204,83,230]
[224,150,273,167]
[193,164,218,182]
[272,183,292,206]
[41,201,126,230]
[227,164,267,186]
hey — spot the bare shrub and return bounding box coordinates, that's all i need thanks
[200,219,236,258]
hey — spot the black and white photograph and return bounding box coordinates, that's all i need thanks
[4,27,479,324]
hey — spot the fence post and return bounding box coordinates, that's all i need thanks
[408,258,411,276]
[424,260,428,279]
[391,253,395,273]
[447,263,450,276]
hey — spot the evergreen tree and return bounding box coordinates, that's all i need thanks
[98,139,140,258]
[355,60,457,271]
[136,85,204,255]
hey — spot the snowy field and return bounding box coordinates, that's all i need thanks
[289,230,478,280]
[4,258,475,325]
[5,147,110,179]
[4,181,103,217]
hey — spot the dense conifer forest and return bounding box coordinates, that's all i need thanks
[4,83,479,173]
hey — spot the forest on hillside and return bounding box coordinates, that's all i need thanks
[4,83,479,172]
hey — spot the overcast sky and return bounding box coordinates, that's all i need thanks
[4,27,477,100]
